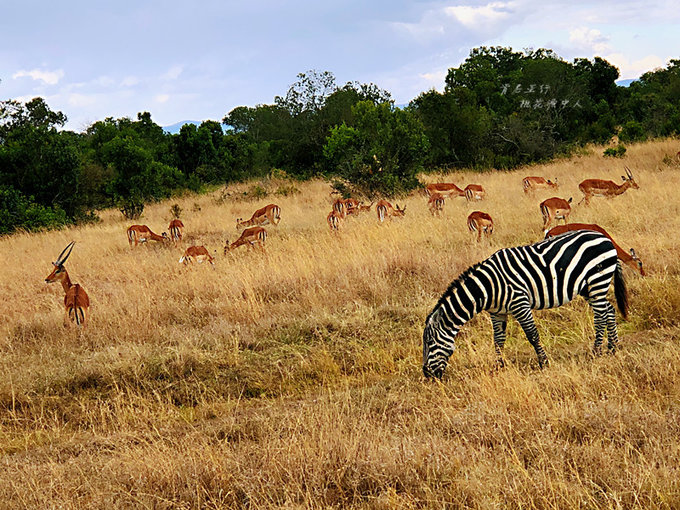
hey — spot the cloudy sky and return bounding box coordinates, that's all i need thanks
[1,0,676,131]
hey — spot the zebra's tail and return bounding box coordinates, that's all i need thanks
[614,261,628,319]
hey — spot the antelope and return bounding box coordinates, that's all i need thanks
[179,245,215,266]
[327,210,342,232]
[523,176,558,193]
[467,211,494,242]
[578,167,639,205]
[332,198,347,218]
[424,183,465,199]
[44,241,90,328]
[376,200,406,223]
[540,197,572,232]
[343,198,361,215]
[356,202,373,214]
[464,184,486,201]
[168,219,184,246]
[127,225,169,247]
[428,192,445,216]
[225,227,267,253]
[545,223,645,276]
[236,204,281,229]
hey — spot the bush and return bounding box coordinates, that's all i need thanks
[0,186,68,234]
[603,145,627,158]
[619,121,646,143]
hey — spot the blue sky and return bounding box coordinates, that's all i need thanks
[1,1,676,131]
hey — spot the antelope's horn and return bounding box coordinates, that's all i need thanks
[56,241,76,265]
[624,166,633,178]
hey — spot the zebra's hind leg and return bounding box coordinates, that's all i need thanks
[510,301,549,368]
[490,313,508,368]
[589,298,609,356]
[604,301,618,354]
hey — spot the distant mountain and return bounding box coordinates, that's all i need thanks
[616,78,638,87]
[162,120,202,134]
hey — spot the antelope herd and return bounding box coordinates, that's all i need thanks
[45,162,648,328]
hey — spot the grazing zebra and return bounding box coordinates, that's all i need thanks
[422,230,628,379]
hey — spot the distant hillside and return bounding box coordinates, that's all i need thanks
[162,120,202,134]
[616,78,638,87]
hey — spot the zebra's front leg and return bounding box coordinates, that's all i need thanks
[510,301,549,369]
[588,299,609,356]
[490,313,508,368]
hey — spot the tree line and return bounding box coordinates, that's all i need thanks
[1,46,679,234]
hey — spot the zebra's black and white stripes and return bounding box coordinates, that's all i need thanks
[423,230,628,378]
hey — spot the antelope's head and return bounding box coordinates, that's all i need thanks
[223,239,231,255]
[394,204,406,216]
[629,248,645,276]
[45,241,75,284]
[548,178,559,189]
[622,167,639,189]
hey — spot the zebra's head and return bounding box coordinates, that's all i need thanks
[422,308,458,379]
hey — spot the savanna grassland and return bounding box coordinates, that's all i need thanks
[1,140,680,509]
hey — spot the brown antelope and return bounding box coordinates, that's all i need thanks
[236,204,281,229]
[179,245,215,266]
[424,183,465,198]
[540,197,572,232]
[464,184,486,201]
[523,176,558,193]
[467,211,494,242]
[168,219,184,246]
[343,198,361,215]
[376,200,406,223]
[578,167,639,205]
[327,210,342,232]
[127,225,169,247]
[356,201,373,214]
[44,241,90,328]
[332,198,347,218]
[428,192,445,216]
[545,223,645,276]
[225,226,267,253]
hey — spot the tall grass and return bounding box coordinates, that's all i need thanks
[1,140,680,508]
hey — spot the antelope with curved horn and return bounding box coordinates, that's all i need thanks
[545,223,645,276]
[236,204,281,229]
[225,227,267,253]
[464,184,486,201]
[467,211,494,242]
[540,197,572,232]
[342,198,360,216]
[424,183,465,199]
[44,241,90,328]
[179,245,215,266]
[523,176,558,193]
[127,225,169,247]
[428,192,445,216]
[376,200,406,223]
[168,219,185,246]
[578,167,639,205]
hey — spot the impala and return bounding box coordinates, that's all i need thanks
[467,211,493,242]
[236,204,281,229]
[343,198,361,215]
[376,200,406,223]
[179,245,215,266]
[44,241,90,328]
[127,225,169,247]
[545,223,645,276]
[578,167,639,205]
[356,201,373,214]
[332,198,347,218]
[225,226,267,253]
[523,176,558,193]
[424,183,465,199]
[169,219,185,245]
[327,210,342,231]
[540,197,572,232]
[428,192,445,216]
[464,184,486,201]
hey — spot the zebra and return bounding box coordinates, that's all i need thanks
[422,230,628,379]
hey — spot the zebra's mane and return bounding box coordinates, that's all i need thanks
[432,260,486,312]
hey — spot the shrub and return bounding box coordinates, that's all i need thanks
[603,145,627,158]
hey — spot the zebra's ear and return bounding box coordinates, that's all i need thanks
[428,307,444,326]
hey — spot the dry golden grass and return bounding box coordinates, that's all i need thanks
[1,139,680,508]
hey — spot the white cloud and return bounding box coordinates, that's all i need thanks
[12,68,64,85]
[68,93,98,107]
[419,70,447,91]
[569,27,611,54]
[161,65,183,80]
[444,2,514,29]
[603,53,667,79]
[155,94,170,103]
[121,76,139,87]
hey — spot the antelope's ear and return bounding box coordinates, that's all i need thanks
[621,175,626,181]
[630,248,637,257]
[568,197,573,203]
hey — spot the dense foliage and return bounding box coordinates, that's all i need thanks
[2,48,680,233]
